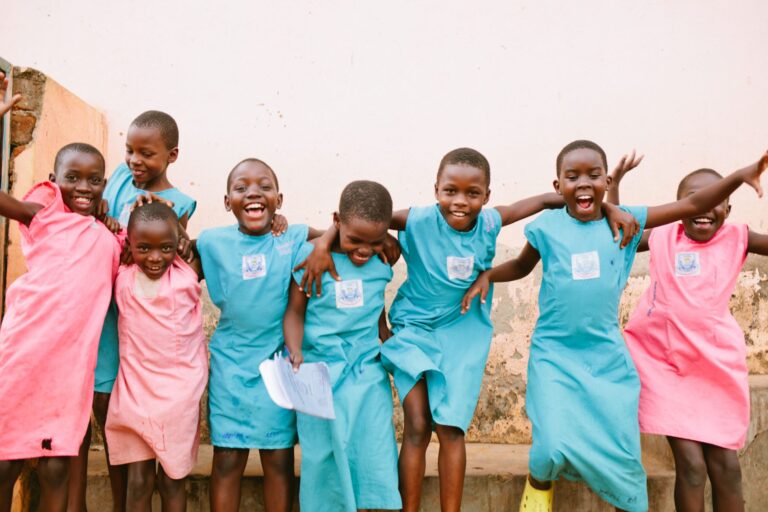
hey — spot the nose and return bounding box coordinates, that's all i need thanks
[357,246,373,257]
[453,193,468,206]
[75,178,92,193]
[147,250,163,263]
[246,185,261,198]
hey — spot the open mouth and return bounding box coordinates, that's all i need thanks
[243,202,266,218]
[575,195,594,210]
[450,210,469,218]
[350,252,371,265]
[72,196,93,209]
[692,217,714,227]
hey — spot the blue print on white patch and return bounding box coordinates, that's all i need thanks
[447,256,474,280]
[675,252,700,276]
[242,254,267,279]
[571,251,600,280]
[335,279,364,308]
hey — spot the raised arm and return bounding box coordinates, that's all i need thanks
[607,150,644,205]
[747,230,768,256]
[0,192,43,227]
[461,243,541,313]
[645,152,768,230]
[390,208,409,231]
[494,193,564,226]
[0,71,22,117]
[283,283,309,371]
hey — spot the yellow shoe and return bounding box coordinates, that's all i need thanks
[519,476,554,512]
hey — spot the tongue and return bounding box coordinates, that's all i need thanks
[577,198,592,209]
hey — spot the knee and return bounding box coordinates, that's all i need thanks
[676,454,708,488]
[157,472,185,497]
[260,449,293,476]
[0,460,23,483]
[37,457,69,489]
[403,414,432,447]
[212,448,247,477]
[709,453,742,490]
[126,469,154,500]
[435,425,464,445]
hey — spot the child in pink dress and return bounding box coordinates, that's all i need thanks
[612,165,768,512]
[105,201,207,511]
[0,143,122,512]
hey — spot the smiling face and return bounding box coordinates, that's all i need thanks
[225,160,283,236]
[333,213,389,266]
[554,147,611,222]
[678,172,730,242]
[434,164,490,231]
[124,125,178,189]
[129,218,179,280]
[50,151,107,216]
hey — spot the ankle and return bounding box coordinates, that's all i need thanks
[528,475,552,491]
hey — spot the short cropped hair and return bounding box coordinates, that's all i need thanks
[677,168,723,199]
[127,201,179,233]
[54,143,105,174]
[226,158,280,191]
[556,140,608,176]
[338,180,393,224]
[437,148,491,186]
[131,110,179,149]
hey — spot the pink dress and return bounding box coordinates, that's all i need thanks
[0,182,121,459]
[624,222,750,449]
[105,258,207,479]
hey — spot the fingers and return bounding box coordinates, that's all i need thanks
[461,288,478,314]
[329,260,340,282]
[377,250,389,264]
[298,271,309,294]
[620,224,633,248]
[611,222,620,243]
[480,285,489,305]
[313,274,323,297]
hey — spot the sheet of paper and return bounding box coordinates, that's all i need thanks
[259,355,336,420]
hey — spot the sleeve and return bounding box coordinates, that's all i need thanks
[103,163,130,216]
[176,195,197,220]
[290,223,310,245]
[20,182,61,243]
[481,207,502,238]
[291,241,315,285]
[523,217,542,251]
[620,205,648,252]
[738,223,749,263]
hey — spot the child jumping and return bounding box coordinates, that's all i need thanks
[462,140,768,511]
[105,201,207,512]
[611,163,768,512]
[78,110,198,512]
[284,180,402,512]
[0,143,122,512]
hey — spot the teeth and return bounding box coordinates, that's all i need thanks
[577,196,591,200]
[452,212,467,217]
[244,203,265,212]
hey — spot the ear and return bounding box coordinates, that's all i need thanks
[167,147,179,164]
[224,194,231,211]
[725,204,732,219]
[49,173,56,183]
[553,179,561,194]
[483,188,491,205]
[605,175,613,189]
[434,182,439,200]
[276,192,283,210]
[333,211,341,230]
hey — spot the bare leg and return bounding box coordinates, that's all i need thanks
[156,465,186,512]
[0,459,25,512]
[37,456,71,512]
[398,380,432,512]
[667,436,707,512]
[210,447,249,512]
[434,424,465,512]
[93,392,127,512]
[259,448,294,512]
[125,460,155,512]
[68,422,91,512]
[703,444,744,512]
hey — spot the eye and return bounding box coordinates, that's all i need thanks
[137,246,149,253]
[162,245,174,253]
[234,185,246,193]
[90,177,103,185]
[141,152,153,158]
[65,174,78,182]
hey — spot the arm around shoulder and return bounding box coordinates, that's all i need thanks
[495,193,564,227]
[0,192,43,227]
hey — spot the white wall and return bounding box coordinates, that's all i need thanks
[3,0,767,242]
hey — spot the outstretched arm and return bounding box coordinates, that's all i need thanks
[494,193,564,226]
[607,150,644,205]
[390,208,409,231]
[0,192,43,226]
[283,283,309,371]
[645,152,768,230]
[461,243,541,313]
[747,230,768,256]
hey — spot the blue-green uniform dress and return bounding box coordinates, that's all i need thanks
[380,204,501,431]
[524,206,648,512]
[293,244,401,511]
[197,224,308,448]
[94,163,197,392]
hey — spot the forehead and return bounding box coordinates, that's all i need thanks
[127,125,166,146]
[229,162,276,186]
[438,163,488,187]
[560,148,605,172]
[56,151,105,176]
[341,217,389,240]
[129,218,178,239]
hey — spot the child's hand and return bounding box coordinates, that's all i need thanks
[377,233,401,265]
[120,242,134,265]
[271,214,288,236]
[293,243,340,297]
[0,71,21,117]
[101,215,122,234]
[177,237,195,263]
[288,350,304,372]
[603,203,640,248]
[132,193,174,210]
[461,271,491,314]
[97,199,110,221]
[609,149,644,184]
[740,151,768,198]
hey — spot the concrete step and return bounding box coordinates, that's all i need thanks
[83,444,676,511]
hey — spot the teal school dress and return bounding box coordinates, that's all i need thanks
[380,204,501,431]
[524,206,648,512]
[94,163,197,393]
[197,224,309,449]
[293,243,401,512]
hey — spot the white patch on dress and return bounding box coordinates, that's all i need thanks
[242,254,267,279]
[447,256,474,280]
[675,252,701,276]
[571,251,600,280]
[335,279,364,309]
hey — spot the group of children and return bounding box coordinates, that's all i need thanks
[0,71,766,512]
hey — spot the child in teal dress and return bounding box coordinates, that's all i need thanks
[462,140,768,511]
[283,181,401,512]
